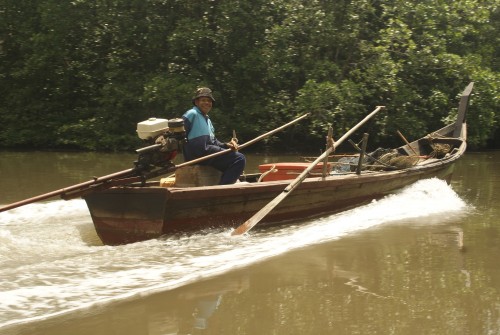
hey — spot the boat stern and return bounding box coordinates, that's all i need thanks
[84,187,169,245]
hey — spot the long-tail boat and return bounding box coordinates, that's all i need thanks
[82,82,473,245]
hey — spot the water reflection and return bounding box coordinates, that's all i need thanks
[3,273,250,335]
[177,276,250,333]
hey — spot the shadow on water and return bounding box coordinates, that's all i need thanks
[75,222,104,247]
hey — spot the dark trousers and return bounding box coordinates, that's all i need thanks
[201,151,246,184]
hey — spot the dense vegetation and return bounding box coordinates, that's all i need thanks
[1,0,499,152]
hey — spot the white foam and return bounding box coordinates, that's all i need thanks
[0,178,470,328]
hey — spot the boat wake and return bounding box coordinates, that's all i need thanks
[0,178,470,328]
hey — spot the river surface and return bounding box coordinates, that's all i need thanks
[0,150,499,334]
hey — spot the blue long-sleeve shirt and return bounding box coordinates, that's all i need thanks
[182,106,228,161]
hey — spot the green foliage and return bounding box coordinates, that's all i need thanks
[0,0,499,151]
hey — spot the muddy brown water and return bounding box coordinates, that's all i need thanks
[1,151,499,334]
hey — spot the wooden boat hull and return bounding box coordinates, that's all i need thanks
[84,160,456,245]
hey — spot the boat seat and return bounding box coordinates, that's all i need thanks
[173,165,222,187]
[426,137,462,146]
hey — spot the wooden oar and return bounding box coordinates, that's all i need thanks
[0,113,309,213]
[231,106,385,236]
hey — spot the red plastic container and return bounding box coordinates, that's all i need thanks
[258,162,331,182]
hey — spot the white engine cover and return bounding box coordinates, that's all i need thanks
[136,118,169,139]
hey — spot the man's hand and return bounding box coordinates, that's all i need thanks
[228,130,239,151]
[227,139,239,151]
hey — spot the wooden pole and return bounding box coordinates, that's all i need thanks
[0,168,137,213]
[348,139,396,170]
[322,126,334,179]
[356,133,369,175]
[396,130,418,156]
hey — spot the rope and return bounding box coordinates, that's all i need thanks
[258,164,278,182]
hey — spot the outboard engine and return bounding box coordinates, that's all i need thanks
[135,117,186,170]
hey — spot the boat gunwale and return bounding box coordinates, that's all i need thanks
[102,142,464,199]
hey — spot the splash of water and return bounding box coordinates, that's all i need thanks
[0,178,469,328]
